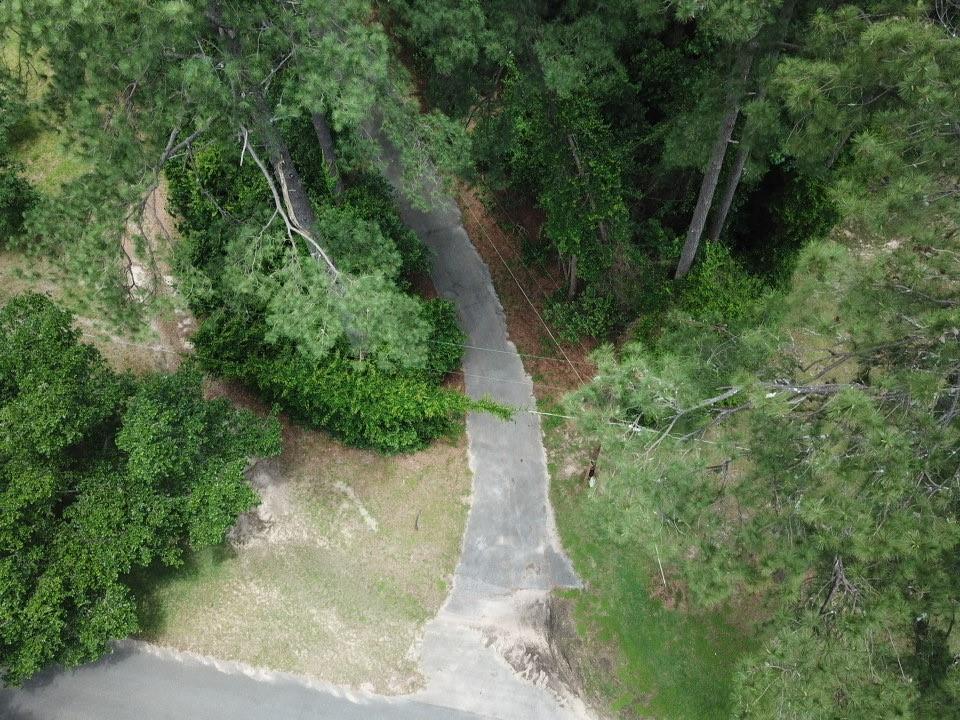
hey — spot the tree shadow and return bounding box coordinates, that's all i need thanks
[129,543,238,636]
[0,645,143,716]
[0,693,42,720]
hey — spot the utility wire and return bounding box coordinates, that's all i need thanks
[464,205,586,384]
[451,369,571,393]
[482,195,594,359]
[427,338,596,367]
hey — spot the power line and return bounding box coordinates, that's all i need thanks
[480,195,595,359]
[450,369,572,393]
[463,205,587,384]
[426,338,596,368]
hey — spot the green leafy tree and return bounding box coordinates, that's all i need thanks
[0,294,280,684]
[477,71,629,298]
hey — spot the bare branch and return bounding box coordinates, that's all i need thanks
[240,126,341,282]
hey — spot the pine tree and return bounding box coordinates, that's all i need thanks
[5,1,466,363]
[568,234,960,717]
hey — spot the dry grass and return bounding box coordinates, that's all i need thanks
[138,417,471,693]
[0,250,176,374]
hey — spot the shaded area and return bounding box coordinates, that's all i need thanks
[0,646,492,720]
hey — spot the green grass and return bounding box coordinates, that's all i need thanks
[549,427,754,719]
[9,124,87,192]
[3,35,88,192]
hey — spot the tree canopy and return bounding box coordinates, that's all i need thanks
[0,294,280,685]
[1,0,958,713]
[3,0,467,355]
[386,1,960,716]
[392,0,959,318]
[566,234,960,716]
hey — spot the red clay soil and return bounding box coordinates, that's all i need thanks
[456,183,596,402]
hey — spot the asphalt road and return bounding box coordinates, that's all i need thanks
[0,128,586,720]
[380,135,586,720]
[0,646,492,720]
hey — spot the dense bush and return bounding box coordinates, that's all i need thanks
[679,242,770,326]
[0,83,30,153]
[729,164,840,282]
[0,294,280,685]
[193,305,484,453]
[167,134,478,453]
[422,298,466,382]
[544,286,617,342]
[341,173,429,279]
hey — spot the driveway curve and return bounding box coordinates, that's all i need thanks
[0,131,587,720]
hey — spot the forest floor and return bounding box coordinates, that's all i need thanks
[459,184,755,719]
[457,184,597,403]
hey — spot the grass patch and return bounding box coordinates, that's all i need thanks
[2,35,88,192]
[548,424,754,719]
[135,421,471,692]
[8,124,87,192]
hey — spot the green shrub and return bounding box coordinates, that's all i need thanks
[679,243,769,325]
[422,298,466,382]
[166,137,480,452]
[256,349,471,453]
[0,161,36,240]
[166,144,271,233]
[0,93,27,153]
[280,114,332,200]
[341,174,429,279]
[193,306,488,453]
[544,286,617,341]
[167,144,273,315]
